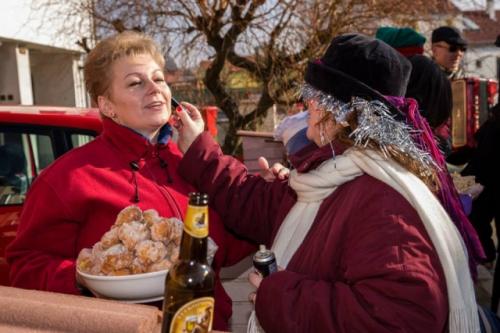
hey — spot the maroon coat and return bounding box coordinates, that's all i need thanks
[179,132,449,333]
[6,120,254,331]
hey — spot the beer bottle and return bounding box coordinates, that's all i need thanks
[161,192,215,333]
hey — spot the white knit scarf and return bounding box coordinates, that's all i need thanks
[249,148,479,333]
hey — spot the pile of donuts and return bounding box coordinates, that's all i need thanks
[77,205,184,276]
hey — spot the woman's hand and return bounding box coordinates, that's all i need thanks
[248,271,263,304]
[258,157,290,182]
[174,102,205,153]
[464,183,484,200]
[247,266,284,303]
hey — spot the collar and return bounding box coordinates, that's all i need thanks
[289,141,348,173]
[101,118,172,159]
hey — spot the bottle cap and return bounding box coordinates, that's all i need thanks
[188,192,208,205]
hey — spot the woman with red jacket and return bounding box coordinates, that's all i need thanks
[5,31,253,331]
[174,34,479,332]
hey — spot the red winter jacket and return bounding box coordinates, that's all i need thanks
[179,132,449,333]
[6,119,254,331]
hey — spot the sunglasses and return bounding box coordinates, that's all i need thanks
[435,44,467,53]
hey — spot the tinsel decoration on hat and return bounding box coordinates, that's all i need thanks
[301,83,438,173]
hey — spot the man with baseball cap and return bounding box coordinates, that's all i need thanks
[431,26,467,79]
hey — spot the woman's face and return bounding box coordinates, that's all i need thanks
[306,99,331,146]
[98,53,171,141]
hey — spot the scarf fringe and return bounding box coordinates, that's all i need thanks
[247,310,264,333]
[450,308,481,333]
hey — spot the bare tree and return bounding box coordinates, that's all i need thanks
[31,0,446,154]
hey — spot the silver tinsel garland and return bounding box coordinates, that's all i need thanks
[301,83,438,171]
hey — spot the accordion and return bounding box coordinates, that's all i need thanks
[451,77,498,149]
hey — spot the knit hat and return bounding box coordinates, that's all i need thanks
[274,111,310,155]
[432,26,467,46]
[375,27,426,57]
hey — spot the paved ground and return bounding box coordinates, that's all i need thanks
[476,222,497,310]
[477,264,494,308]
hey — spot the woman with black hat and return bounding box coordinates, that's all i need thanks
[175,34,479,332]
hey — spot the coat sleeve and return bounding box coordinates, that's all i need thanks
[6,177,80,294]
[255,193,448,333]
[178,132,292,246]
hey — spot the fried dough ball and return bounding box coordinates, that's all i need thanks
[143,209,160,227]
[135,240,168,265]
[100,244,134,275]
[169,220,183,246]
[130,257,148,274]
[101,227,120,249]
[89,242,105,275]
[108,268,132,276]
[115,205,143,226]
[76,248,93,273]
[150,217,172,242]
[166,242,180,263]
[118,221,150,250]
[147,258,173,272]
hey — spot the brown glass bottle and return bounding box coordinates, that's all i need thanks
[161,192,215,333]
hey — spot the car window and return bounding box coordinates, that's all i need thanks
[71,134,94,148]
[30,133,55,172]
[0,131,53,205]
[0,126,97,206]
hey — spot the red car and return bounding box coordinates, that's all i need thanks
[0,106,102,285]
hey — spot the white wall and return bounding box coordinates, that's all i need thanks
[452,0,500,11]
[16,46,34,105]
[465,46,500,79]
[0,44,20,104]
[30,52,76,106]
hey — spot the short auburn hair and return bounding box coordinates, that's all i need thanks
[84,31,165,105]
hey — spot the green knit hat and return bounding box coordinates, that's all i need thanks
[375,27,426,48]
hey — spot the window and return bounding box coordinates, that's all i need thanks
[0,125,97,206]
[0,131,55,205]
[71,133,94,148]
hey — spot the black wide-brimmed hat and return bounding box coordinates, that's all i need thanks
[304,34,412,117]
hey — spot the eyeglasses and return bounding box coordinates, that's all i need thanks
[434,44,467,53]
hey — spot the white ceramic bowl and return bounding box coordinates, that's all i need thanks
[77,269,168,301]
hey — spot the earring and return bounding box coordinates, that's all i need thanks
[320,124,336,166]
[319,124,326,145]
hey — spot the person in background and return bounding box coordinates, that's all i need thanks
[273,111,310,157]
[375,26,426,57]
[431,26,467,80]
[462,104,500,312]
[373,30,486,279]
[174,33,479,332]
[375,26,454,157]
[258,110,310,182]
[5,31,253,331]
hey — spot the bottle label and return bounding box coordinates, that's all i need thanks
[169,297,214,333]
[184,205,208,238]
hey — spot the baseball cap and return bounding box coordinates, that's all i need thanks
[431,26,467,46]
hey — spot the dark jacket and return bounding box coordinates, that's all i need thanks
[179,132,448,333]
[462,115,500,190]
